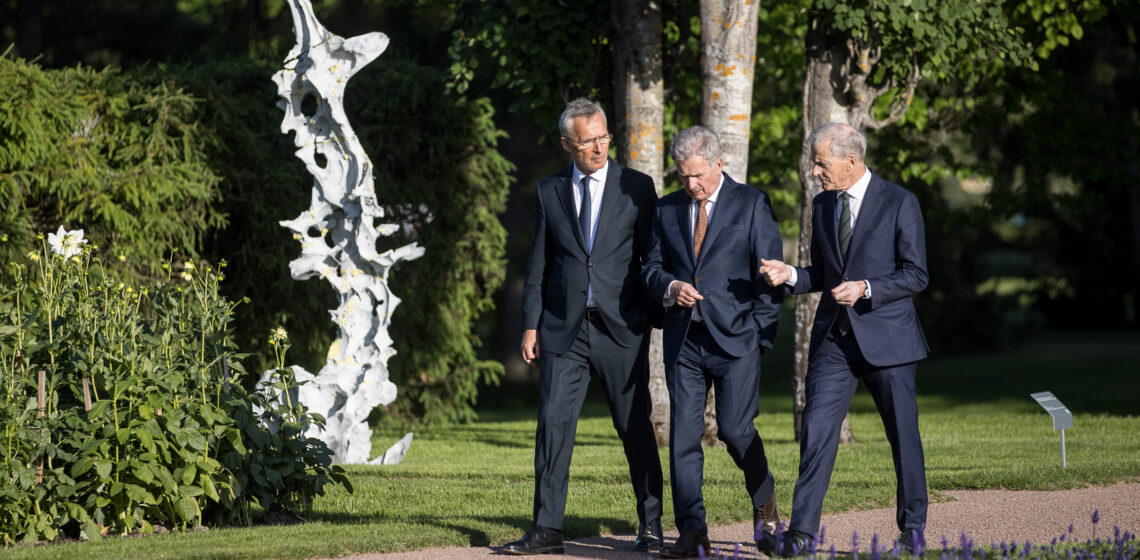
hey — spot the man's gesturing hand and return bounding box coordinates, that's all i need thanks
[669,281,705,308]
[758,258,790,286]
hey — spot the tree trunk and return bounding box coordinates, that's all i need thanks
[699,0,759,180]
[697,0,760,447]
[794,18,857,444]
[612,0,669,446]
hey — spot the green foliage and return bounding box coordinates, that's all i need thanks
[447,0,611,134]
[0,232,348,544]
[142,58,335,376]
[348,59,513,424]
[0,51,225,280]
[812,0,1036,83]
[1,49,513,424]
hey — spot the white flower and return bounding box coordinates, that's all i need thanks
[47,227,87,259]
[181,272,193,282]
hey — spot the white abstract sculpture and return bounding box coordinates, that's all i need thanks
[263,0,422,464]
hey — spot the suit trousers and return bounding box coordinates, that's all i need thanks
[533,312,663,530]
[789,331,928,537]
[667,321,775,534]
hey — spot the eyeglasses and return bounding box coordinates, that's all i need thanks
[572,133,612,150]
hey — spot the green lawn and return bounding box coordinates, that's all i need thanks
[7,330,1139,559]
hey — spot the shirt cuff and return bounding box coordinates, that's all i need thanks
[785,265,798,287]
[862,280,872,299]
[664,280,680,307]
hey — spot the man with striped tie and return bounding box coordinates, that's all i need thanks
[759,122,930,556]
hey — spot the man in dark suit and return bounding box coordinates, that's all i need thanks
[642,126,784,558]
[504,98,664,555]
[759,122,929,556]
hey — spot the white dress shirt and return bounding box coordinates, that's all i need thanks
[786,166,873,298]
[572,162,608,308]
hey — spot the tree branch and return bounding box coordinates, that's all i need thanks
[864,60,920,131]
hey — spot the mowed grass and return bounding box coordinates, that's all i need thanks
[7,330,1139,559]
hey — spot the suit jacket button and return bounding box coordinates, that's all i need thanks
[588,262,595,268]
[580,290,587,296]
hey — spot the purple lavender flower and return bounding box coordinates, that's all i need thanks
[829,543,837,560]
[819,526,827,545]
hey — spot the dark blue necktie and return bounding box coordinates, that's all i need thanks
[579,176,591,252]
[835,191,853,336]
[838,192,852,258]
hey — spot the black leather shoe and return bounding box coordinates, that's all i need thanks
[754,489,781,555]
[776,530,814,558]
[501,525,564,555]
[661,530,712,558]
[898,528,923,555]
[633,518,663,552]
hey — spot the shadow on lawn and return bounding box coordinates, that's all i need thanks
[311,511,636,547]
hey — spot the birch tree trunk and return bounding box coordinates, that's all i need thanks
[612,0,670,446]
[698,0,760,447]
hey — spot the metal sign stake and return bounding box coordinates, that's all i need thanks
[1031,391,1072,468]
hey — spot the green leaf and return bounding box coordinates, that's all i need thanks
[81,521,103,541]
[176,495,199,523]
[71,456,95,478]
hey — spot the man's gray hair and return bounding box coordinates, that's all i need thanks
[808,122,866,162]
[670,126,721,165]
[558,98,608,139]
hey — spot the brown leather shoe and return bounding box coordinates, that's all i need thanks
[754,489,780,556]
[660,530,712,558]
[754,488,780,534]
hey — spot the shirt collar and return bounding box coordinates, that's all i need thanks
[572,160,609,188]
[843,166,871,200]
[694,173,726,206]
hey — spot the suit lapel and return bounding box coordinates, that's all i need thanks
[695,174,735,265]
[674,197,696,268]
[554,166,588,252]
[847,172,884,263]
[592,161,622,251]
[818,191,842,269]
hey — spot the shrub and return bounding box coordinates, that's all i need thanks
[0,230,348,544]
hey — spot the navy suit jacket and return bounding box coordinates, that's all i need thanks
[792,171,930,367]
[522,160,659,355]
[642,174,783,368]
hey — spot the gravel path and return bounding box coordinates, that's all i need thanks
[329,482,1140,559]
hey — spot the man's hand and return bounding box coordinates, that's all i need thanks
[669,281,705,308]
[830,281,866,307]
[520,329,540,366]
[759,258,790,286]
